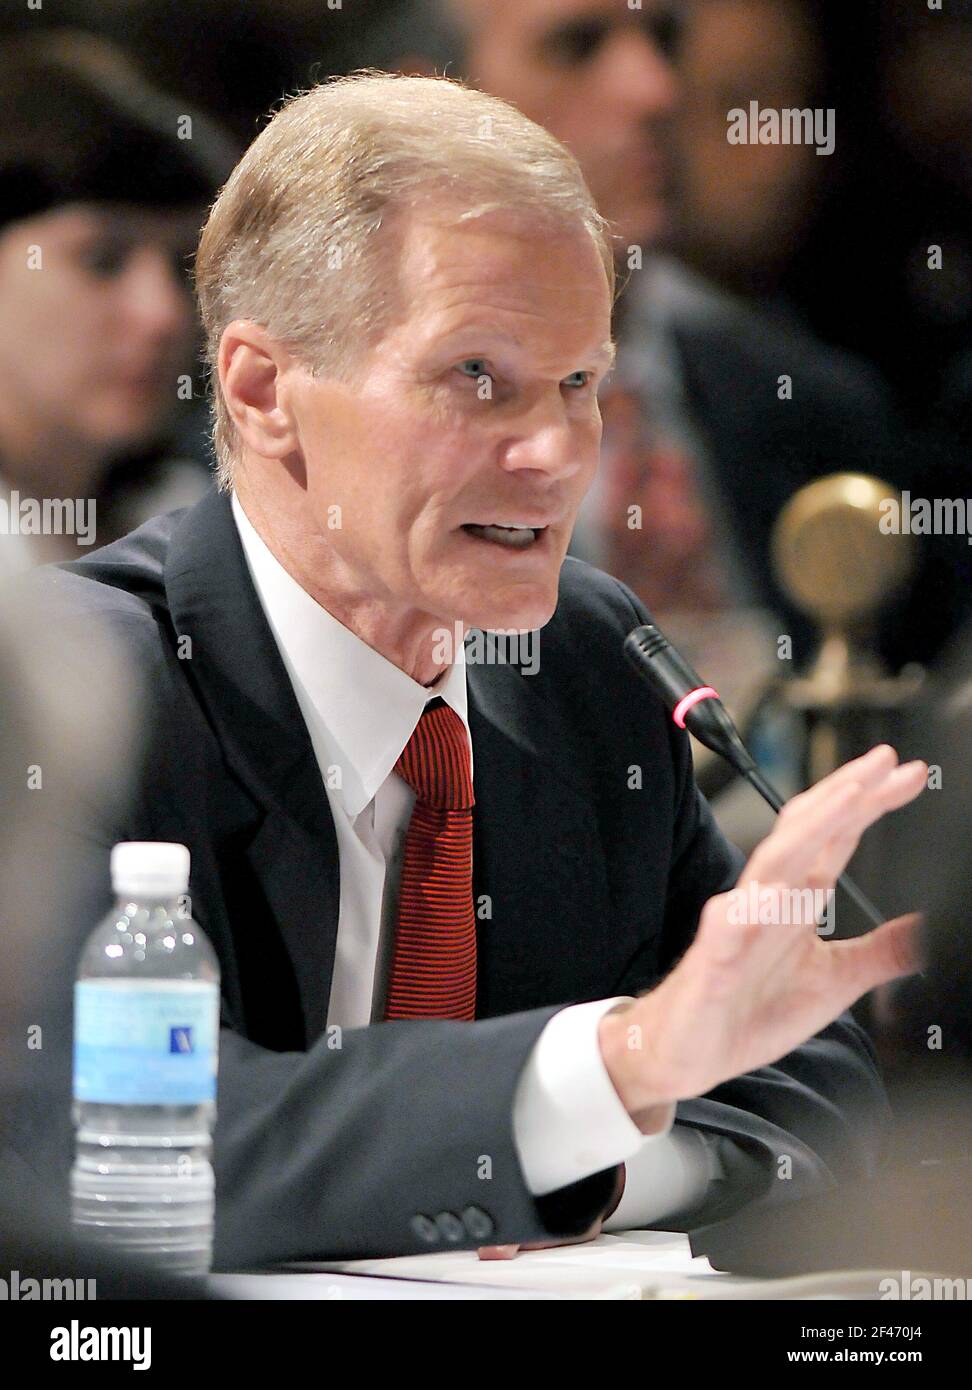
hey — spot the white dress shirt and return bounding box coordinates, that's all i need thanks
[231,491,720,1228]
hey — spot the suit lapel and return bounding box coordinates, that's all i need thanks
[165,488,340,1046]
[468,649,614,1016]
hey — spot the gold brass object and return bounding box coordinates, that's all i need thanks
[773,474,914,629]
[772,473,921,699]
[771,473,923,785]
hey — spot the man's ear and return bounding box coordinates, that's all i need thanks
[219,320,300,459]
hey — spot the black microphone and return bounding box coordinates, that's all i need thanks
[624,622,887,929]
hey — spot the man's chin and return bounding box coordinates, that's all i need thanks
[441,579,558,636]
[90,402,163,451]
[427,542,564,633]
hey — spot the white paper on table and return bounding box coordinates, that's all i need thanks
[282,1230,729,1300]
[280,1230,900,1300]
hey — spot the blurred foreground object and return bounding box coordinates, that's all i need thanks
[0,556,218,1294]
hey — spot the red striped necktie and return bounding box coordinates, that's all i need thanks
[383,699,477,1021]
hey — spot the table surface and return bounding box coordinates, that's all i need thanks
[208,1231,894,1300]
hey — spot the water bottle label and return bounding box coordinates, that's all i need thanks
[74,980,219,1104]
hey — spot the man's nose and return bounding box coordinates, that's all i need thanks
[498,402,593,481]
[601,26,680,118]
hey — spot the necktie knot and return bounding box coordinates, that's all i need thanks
[395,702,474,810]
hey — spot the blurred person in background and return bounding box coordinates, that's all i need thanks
[673,0,831,308]
[10,0,384,149]
[0,31,237,564]
[775,0,972,693]
[788,0,972,428]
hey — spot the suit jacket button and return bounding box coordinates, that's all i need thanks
[462,1205,494,1241]
[411,1214,439,1245]
[435,1211,466,1244]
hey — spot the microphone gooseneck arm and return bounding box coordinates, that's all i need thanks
[624,623,886,930]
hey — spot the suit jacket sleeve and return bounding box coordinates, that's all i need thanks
[210,1005,619,1267]
[610,578,893,1235]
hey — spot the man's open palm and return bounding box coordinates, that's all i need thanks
[601,745,927,1115]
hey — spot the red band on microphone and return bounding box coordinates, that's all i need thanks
[672,686,720,729]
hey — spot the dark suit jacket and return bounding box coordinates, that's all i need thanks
[15,487,891,1269]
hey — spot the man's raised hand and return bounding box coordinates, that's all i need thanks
[599,745,927,1123]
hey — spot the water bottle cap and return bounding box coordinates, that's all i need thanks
[110,841,190,897]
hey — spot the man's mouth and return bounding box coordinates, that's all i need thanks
[461,523,547,550]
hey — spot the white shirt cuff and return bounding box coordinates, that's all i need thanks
[602,1124,723,1231]
[512,997,677,1197]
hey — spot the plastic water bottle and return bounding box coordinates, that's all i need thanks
[71,842,220,1276]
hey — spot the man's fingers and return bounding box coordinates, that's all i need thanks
[833,913,925,997]
[749,761,926,888]
[803,762,928,887]
[476,1213,604,1260]
[748,780,863,884]
[864,760,929,817]
[809,760,926,842]
[789,744,898,814]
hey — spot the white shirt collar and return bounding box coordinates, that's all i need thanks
[230,491,471,817]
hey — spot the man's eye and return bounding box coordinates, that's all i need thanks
[543,19,610,68]
[643,8,685,61]
[563,371,593,390]
[457,359,492,381]
[79,240,132,278]
[542,11,683,69]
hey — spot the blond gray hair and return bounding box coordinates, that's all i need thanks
[194,70,616,490]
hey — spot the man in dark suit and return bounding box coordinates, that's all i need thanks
[25,71,925,1272]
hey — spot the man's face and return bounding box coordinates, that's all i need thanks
[676,0,822,278]
[458,0,683,246]
[0,203,198,464]
[287,211,614,636]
